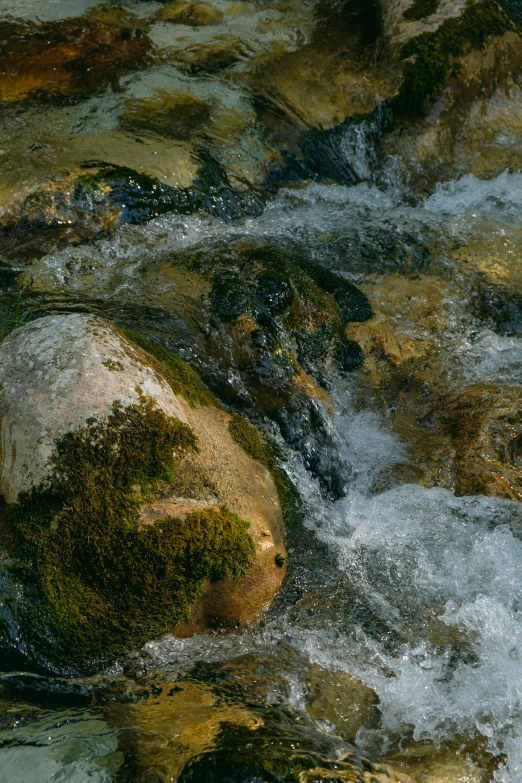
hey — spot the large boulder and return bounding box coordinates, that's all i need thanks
[0,314,286,670]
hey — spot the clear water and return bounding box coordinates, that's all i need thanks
[3,1,522,781]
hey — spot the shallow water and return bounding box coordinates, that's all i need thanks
[3,0,522,781]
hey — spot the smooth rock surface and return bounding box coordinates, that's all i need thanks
[0,314,187,504]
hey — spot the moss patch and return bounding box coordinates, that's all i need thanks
[228,414,299,523]
[288,254,372,323]
[395,0,514,113]
[7,399,254,670]
[403,0,439,22]
[120,327,217,407]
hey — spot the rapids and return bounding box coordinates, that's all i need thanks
[3,0,522,781]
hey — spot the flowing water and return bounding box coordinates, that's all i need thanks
[4,0,522,781]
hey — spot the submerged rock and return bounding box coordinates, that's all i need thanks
[161,34,245,74]
[0,16,151,104]
[155,1,224,26]
[306,665,381,741]
[120,90,212,140]
[106,679,262,782]
[0,162,264,260]
[0,314,285,670]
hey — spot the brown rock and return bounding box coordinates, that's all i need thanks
[0,17,151,104]
[419,384,522,500]
[306,665,380,740]
[106,680,262,782]
[383,736,501,783]
[155,1,224,26]
[162,402,287,634]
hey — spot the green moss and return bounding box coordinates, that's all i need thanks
[396,0,514,113]
[403,0,439,21]
[7,399,254,670]
[228,414,299,524]
[295,320,339,370]
[119,327,217,407]
[285,254,372,323]
[338,338,365,372]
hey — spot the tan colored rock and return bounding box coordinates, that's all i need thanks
[155,1,224,26]
[306,665,380,740]
[106,680,262,782]
[0,314,186,504]
[120,90,211,140]
[384,736,500,783]
[0,315,286,655]
[168,401,286,633]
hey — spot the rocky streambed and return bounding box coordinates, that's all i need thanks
[2,0,522,781]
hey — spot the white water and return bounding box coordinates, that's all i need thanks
[12,166,522,779]
[281,385,522,782]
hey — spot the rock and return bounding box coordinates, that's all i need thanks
[414,384,522,500]
[151,242,371,497]
[155,1,224,26]
[383,736,500,783]
[248,0,522,190]
[344,274,454,392]
[162,34,244,74]
[0,17,151,104]
[120,90,212,140]
[306,665,380,740]
[379,0,522,189]
[106,679,262,782]
[0,161,262,260]
[247,0,393,133]
[0,314,285,669]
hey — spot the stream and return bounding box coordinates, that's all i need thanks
[3,0,522,781]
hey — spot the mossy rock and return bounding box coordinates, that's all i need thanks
[0,315,286,671]
[8,400,254,668]
[171,243,370,410]
[119,327,217,407]
[394,0,516,114]
[228,414,299,525]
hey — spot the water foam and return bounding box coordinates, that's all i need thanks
[285,388,522,781]
[424,170,522,221]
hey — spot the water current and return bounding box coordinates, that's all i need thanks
[3,0,522,781]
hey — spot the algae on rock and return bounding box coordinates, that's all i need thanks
[0,315,286,670]
[8,400,254,667]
